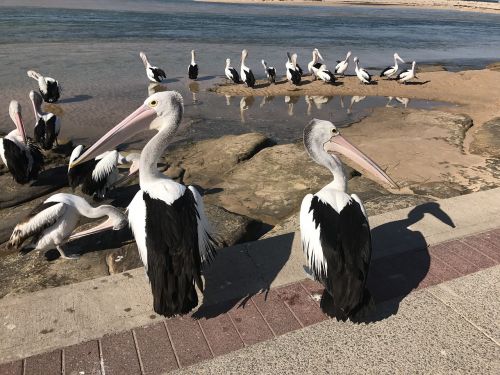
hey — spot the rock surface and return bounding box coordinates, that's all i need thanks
[469,117,500,158]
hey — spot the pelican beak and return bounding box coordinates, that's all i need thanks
[69,105,155,168]
[15,113,27,144]
[68,218,125,242]
[324,134,399,189]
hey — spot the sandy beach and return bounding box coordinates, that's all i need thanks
[198,0,500,14]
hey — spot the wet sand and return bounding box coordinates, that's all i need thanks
[198,0,500,14]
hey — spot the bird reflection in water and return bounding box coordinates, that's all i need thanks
[260,95,275,108]
[285,95,299,116]
[239,96,255,123]
[396,97,410,108]
[148,83,167,96]
[347,95,366,114]
[188,81,200,105]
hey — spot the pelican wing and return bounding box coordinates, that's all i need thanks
[300,194,327,279]
[188,186,217,264]
[150,67,166,82]
[360,68,371,82]
[9,202,66,250]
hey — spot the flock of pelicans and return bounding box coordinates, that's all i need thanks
[1,49,404,321]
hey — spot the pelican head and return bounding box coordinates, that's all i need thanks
[314,48,324,61]
[346,51,352,60]
[287,52,292,62]
[139,51,150,68]
[226,58,231,67]
[353,56,359,63]
[70,91,183,169]
[9,100,27,144]
[394,53,405,64]
[304,119,398,188]
[241,49,248,62]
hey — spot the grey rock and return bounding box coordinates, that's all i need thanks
[470,117,500,158]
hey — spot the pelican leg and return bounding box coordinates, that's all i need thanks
[57,245,80,259]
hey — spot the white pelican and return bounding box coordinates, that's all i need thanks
[335,51,351,76]
[353,57,372,84]
[69,91,217,317]
[261,60,276,84]
[308,49,325,79]
[140,52,167,83]
[396,97,410,108]
[286,52,301,85]
[225,58,240,84]
[380,53,405,79]
[9,193,127,259]
[68,146,137,199]
[27,70,61,103]
[188,50,198,80]
[312,66,336,84]
[397,61,417,84]
[300,119,398,321]
[240,49,256,88]
[0,101,43,184]
[29,90,61,150]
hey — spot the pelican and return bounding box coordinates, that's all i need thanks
[308,49,325,79]
[9,193,127,259]
[312,66,336,84]
[347,95,367,114]
[27,70,61,103]
[354,57,372,84]
[0,101,43,184]
[286,52,301,85]
[140,52,167,83]
[29,90,60,150]
[240,49,256,88]
[380,53,405,79]
[261,60,276,84]
[300,119,398,321]
[69,91,217,317]
[68,146,137,199]
[335,51,351,76]
[188,50,198,80]
[397,61,417,84]
[225,58,240,84]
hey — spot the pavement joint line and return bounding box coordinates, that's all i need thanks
[251,297,277,338]
[226,307,246,347]
[97,338,105,375]
[279,291,305,329]
[299,280,320,307]
[430,244,474,276]
[61,347,65,375]
[131,328,146,375]
[459,238,497,263]
[163,320,181,369]
[197,319,215,359]
[425,289,500,347]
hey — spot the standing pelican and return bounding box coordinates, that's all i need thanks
[69,91,217,317]
[0,101,43,184]
[300,119,398,321]
[308,49,325,79]
[335,51,351,76]
[286,52,301,85]
[261,60,276,84]
[68,146,135,199]
[140,52,167,83]
[188,50,199,80]
[224,58,240,84]
[9,193,127,259]
[354,57,372,84]
[240,49,256,88]
[397,61,417,84]
[29,90,60,150]
[312,66,336,84]
[27,70,61,103]
[380,53,405,79]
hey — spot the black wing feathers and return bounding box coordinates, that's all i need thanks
[144,189,202,317]
[151,67,166,82]
[310,196,372,321]
[229,68,240,83]
[43,81,60,103]
[188,64,198,80]
[245,69,256,88]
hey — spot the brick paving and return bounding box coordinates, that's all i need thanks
[1,229,498,375]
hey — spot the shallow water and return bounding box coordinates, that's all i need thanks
[0,0,498,144]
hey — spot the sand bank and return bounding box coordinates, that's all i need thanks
[198,0,500,14]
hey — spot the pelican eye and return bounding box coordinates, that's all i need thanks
[149,100,158,107]
[331,128,339,135]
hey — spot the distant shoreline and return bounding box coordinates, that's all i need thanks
[196,0,500,14]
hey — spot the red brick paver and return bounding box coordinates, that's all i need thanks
[2,229,499,374]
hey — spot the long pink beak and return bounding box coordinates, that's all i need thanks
[70,105,155,168]
[68,218,118,242]
[14,112,27,144]
[324,134,399,189]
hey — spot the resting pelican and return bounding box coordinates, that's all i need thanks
[380,53,405,79]
[188,50,198,80]
[27,70,61,103]
[9,193,127,259]
[261,60,276,84]
[308,49,325,79]
[335,51,351,76]
[240,49,256,88]
[225,58,240,84]
[286,52,301,85]
[69,91,217,317]
[29,90,60,150]
[140,52,167,83]
[68,146,137,199]
[0,101,43,184]
[300,119,398,321]
[354,57,372,84]
[312,66,336,84]
[397,61,417,84]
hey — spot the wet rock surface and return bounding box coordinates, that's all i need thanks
[470,117,500,158]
